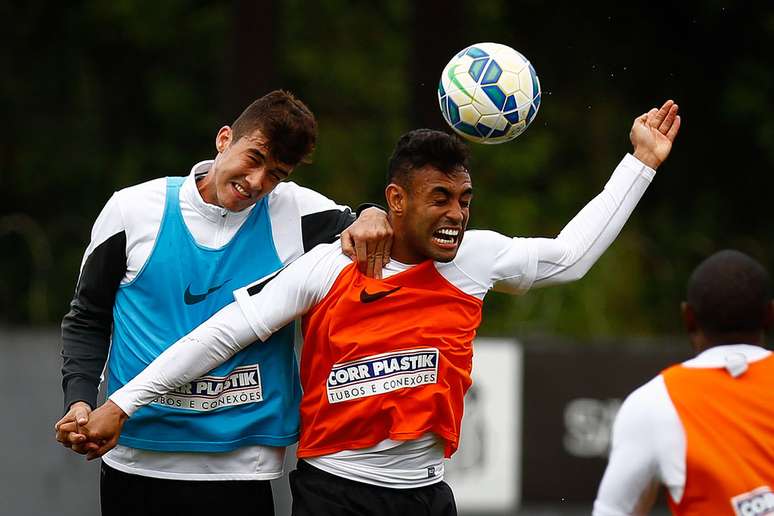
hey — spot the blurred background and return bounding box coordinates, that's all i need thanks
[1,0,772,514]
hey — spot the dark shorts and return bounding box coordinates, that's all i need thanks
[100,461,274,516]
[289,460,457,516]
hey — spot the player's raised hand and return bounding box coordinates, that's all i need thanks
[630,100,681,170]
[341,206,393,279]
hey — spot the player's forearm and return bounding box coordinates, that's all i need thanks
[532,154,654,287]
[109,302,258,416]
[61,294,116,410]
[61,202,127,410]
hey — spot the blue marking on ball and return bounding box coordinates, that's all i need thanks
[504,110,520,124]
[468,58,488,82]
[465,46,488,58]
[447,98,461,125]
[483,85,506,110]
[455,121,479,137]
[504,94,517,112]
[480,60,502,85]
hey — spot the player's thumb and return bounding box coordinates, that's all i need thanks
[74,407,90,426]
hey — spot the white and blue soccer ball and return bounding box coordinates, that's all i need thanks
[438,43,541,144]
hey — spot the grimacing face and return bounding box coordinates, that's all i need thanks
[402,165,472,263]
[199,126,293,212]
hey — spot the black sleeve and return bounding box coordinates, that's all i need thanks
[299,203,388,252]
[60,231,127,411]
[355,203,386,217]
[300,208,355,252]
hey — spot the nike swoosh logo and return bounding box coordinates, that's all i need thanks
[184,280,230,305]
[360,286,402,303]
[447,64,475,102]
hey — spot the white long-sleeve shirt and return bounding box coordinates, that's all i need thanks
[111,153,655,487]
[63,160,355,480]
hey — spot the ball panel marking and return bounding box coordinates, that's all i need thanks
[482,85,506,110]
[480,60,503,85]
[468,58,488,82]
[438,42,540,144]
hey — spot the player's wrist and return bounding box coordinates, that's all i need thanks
[105,399,130,421]
[106,397,132,420]
[632,148,661,170]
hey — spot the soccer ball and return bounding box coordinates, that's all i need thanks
[438,43,541,144]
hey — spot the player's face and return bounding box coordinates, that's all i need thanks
[201,127,293,212]
[403,166,472,263]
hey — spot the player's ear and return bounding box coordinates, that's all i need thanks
[385,183,406,216]
[681,301,697,334]
[215,126,233,153]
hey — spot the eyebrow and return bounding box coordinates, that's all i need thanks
[430,186,452,196]
[430,186,473,195]
[248,148,291,178]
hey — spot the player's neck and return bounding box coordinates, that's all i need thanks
[693,330,765,353]
[196,171,221,207]
[389,237,426,265]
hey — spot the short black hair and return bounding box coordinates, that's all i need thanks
[231,90,317,166]
[387,129,470,188]
[687,250,771,336]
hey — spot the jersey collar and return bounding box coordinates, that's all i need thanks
[683,344,771,368]
[180,160,256,224]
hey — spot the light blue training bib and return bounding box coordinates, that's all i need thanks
[108,177,300,452]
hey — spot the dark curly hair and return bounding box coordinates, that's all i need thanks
[387,129,470,188]
[687,249,771,337]
[231,90,317,166]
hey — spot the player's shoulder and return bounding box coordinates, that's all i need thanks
[297,240,350,268]
[430,230,516,298]
[269,181,340,215]
[617,375,674,429]
[109,177,168,232]
[451,229,523,272]
[113,177,167,210]
[458,229,513,249]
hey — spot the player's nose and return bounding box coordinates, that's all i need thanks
[446,205,464,224]
[244,169,266,194]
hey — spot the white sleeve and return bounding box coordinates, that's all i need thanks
[234,242,351,340]
[593,376,672,516]
[445,230,537,298]
[109,242,349,416]
[528,153,654,289]
[290,182,351,216]
[450,154,653,297]
[268,182,354,264]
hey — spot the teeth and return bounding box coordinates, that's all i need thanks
[438,228,459,236]
[433,228,460,245]
[234,183,249,197]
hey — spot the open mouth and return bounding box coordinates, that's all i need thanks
[231,182,251,200]
[432,227,461,248]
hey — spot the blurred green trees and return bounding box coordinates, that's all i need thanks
[2,0,773,338]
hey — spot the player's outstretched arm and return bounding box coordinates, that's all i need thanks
[493,100,681,292]
[70,243,347,459]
